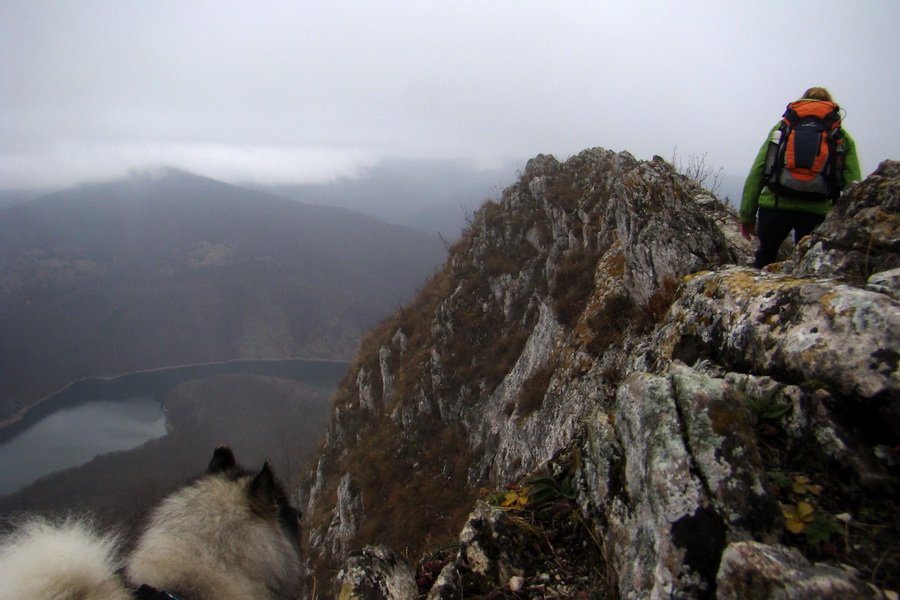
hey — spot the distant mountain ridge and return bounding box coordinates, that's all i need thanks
[252,157,519,237]
[0,168,446,423]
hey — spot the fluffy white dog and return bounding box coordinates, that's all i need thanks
[0,446,302,600]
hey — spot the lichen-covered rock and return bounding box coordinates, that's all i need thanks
[335,546,417,600]
[317,474,363,560]
[659,267,900,430]
[867,267,900,301]
[782,160,900,282]
[667,363,779,537]
[297,153,900,598]
[716,541,878,599]
[585,364,780,599]
[298,148,748,585]
[426,502,542,599]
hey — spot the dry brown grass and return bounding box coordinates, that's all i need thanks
[517,364,555,416]
[334,415,477,565]
[551,248,601,327]
[641,275,680,326]
[585,292,636,356]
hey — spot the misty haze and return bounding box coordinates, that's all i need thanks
[0,168,442,520]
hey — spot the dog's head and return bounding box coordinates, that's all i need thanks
[207,445,302,548]
[127,446,304,600]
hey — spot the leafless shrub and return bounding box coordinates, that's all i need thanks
[551,248,600,326]
[671,147,723,196]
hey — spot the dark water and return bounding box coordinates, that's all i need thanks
[0,359,348,495]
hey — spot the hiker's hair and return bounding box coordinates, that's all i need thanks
[802,87,833,102]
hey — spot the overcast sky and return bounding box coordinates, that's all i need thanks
[2,0,898,191]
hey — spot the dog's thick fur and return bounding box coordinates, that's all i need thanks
[0,446,303,600]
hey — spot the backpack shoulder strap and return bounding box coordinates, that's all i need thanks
[781,104,799,126]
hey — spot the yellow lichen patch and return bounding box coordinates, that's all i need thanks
[817,290,841,320]
[682,270,711,284]
[700,275,722,298]
[719,269,802,298]
[852,207,900,249]
[818,290,858,322]
[693,270,824,322]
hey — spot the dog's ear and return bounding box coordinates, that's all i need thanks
[208,445,237,473]
[249,461,281,519]
[250,461,277,502]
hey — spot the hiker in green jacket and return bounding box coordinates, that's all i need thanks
[739,87,862,268]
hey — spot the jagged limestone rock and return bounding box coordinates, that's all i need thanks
[716,541,878,599]
[667,364,779,537]
[299,148,748,580]
[584,364,780,599]
[357,366,378,412]
[320,474,363,560]
[866,267,900,301]
[782,160,900,282]
[299,153,899,598]
[426,502,542,600]
[659,266,900,430]
[466,301,571,484]
[335,546,417,600]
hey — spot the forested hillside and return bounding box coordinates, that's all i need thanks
[0,168,444,423]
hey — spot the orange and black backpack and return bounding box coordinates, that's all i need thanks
[764,100,846,202]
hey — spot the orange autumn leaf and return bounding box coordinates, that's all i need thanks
[501,488,530,509]
[782,501,815,534]
[791,475,823,496]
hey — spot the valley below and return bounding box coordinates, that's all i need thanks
[0,360,348,538]
[0,168,441,539]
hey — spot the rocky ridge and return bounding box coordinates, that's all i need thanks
[298,150,899,598]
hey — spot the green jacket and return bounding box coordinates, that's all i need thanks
[740,100,862,225]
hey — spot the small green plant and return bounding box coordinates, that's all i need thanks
[521,473,576,507]
[766,469,792,490]
[745,386,791,423]
[489,472,576,514]
[804,512,843,545]
[429,541,461,561]
[791,475,823,497]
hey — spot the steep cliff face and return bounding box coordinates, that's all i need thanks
[299,150,899,598]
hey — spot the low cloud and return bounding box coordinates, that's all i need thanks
[1,1,896,191]
[0,143,380,190]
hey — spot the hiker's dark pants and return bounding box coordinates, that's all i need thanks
[754,207,825,268]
